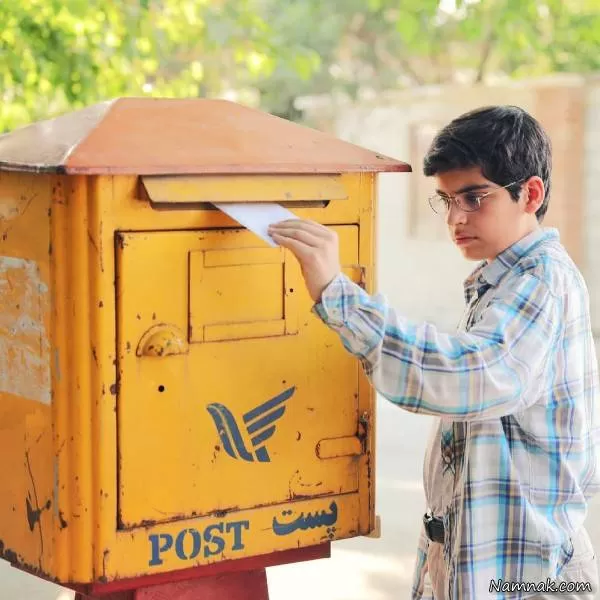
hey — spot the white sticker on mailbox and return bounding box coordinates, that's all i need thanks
[213,203,299,247]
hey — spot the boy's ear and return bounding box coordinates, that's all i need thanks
[522,176,545,215]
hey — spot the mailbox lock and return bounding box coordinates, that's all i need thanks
[136,324,189,357]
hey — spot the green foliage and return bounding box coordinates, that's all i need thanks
[254,0,600,116]
[0,0,286,130]
[1,0,599,131]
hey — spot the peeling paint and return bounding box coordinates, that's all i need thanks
[0,191,37,239]
[0,539,20,565]
[101,549,110,581]
[26,496,51,531]
[25,450,50,569]
[0,537,50,579]
[0,256,51,403]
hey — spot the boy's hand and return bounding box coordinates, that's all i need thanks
[268,219,341,303]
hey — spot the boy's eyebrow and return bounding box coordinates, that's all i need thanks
[435,184,491,195]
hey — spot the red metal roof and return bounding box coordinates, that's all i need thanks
[0,98,411,175]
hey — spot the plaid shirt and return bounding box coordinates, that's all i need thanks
[313,228,600,599]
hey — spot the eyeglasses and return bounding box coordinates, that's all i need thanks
[428,179,525,215]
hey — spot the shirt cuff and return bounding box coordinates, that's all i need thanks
[311,272,370,328]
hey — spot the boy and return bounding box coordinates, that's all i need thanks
[269,106,600,599]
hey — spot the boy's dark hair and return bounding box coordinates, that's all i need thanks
[423,106,552,221]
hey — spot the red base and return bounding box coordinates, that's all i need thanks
[72,543,330,600]
[75,568,269,600]
[75,543,329,597]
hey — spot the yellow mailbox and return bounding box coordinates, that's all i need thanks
[0,98,410,594]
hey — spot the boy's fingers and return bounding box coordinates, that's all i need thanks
[270,233,313,259]
[272,228,322,248]
[269,219,330,237]
[270,218,317,228]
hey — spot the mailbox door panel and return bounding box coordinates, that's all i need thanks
[116,227,362,528]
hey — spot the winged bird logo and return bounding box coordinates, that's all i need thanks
[206,386,296,463]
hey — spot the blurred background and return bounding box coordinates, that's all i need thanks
[1,0,600,598]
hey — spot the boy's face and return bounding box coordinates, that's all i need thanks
[434,167,539,263]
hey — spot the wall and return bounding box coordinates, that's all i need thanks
[301,76,600,346]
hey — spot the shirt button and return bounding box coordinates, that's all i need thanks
[443,454,452,464]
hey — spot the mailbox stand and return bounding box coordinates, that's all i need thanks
[74,568,269,599]
[71,544,330,599]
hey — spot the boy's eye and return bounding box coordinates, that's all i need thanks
[439,195,451,209]
[462,193,480,210]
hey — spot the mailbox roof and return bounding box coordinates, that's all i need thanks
[0,98,411,175]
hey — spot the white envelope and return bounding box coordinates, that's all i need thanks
[213,202,299,247]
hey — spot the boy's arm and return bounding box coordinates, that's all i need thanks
[313,273,560,421]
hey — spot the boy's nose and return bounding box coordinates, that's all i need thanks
[446,203,468,226]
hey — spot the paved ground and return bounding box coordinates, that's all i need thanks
[2,397,599,599]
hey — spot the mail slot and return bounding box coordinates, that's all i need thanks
[0,98,410,593]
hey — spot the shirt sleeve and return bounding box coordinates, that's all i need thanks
[312,272,560,421]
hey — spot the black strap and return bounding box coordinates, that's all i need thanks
[423,513,445,543]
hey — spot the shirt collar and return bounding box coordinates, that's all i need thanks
[464,228,559,301]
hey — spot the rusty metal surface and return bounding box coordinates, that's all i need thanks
[0,172,55,580]
[0,168,381,586]
[0,98,411,175]
[116,227,361,529]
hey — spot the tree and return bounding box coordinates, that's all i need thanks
[0,0,309,131]
[252,0,600,118]
[1,0,600,131]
